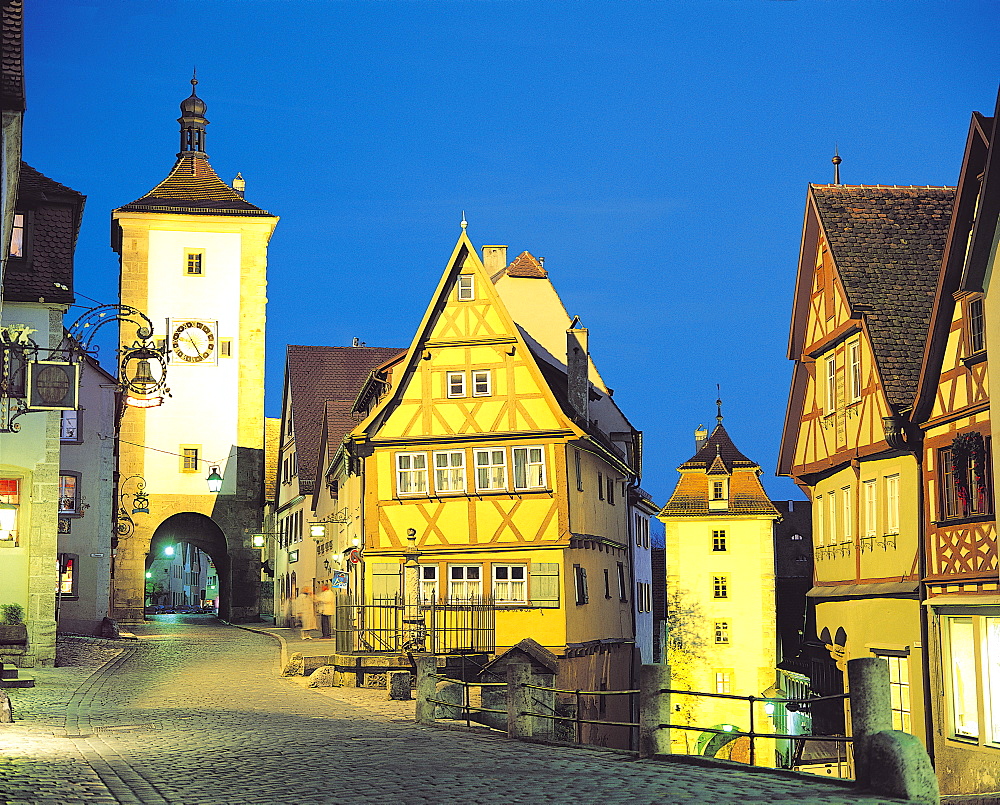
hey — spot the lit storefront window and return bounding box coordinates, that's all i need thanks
[948,617,980,739]
[987,617,1000,745]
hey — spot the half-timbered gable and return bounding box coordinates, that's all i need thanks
[779,183,954,749]
[352,231,641,656]
[913,95,1000,787]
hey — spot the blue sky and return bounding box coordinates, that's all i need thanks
[25,1,999,505]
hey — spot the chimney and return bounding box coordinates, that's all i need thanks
[232,172,246,197]
[695,424,708,452]
[482,245,508,277]
[567,324,589,422]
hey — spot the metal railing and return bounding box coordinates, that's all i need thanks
[335,595,495,655]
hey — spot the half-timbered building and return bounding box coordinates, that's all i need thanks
[778,182,954,751]
[348,230,643,679]
[913,94,1000,793]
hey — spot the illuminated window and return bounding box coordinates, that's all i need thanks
[492,565,526,603]
[874,653,912,733]
[58,475,79,514]
[58,553,77,597]
[947,617,979,739]
[0,478,20,544]
[433,450,465,493]
[9,212,24,257]
[715,671,732,694]
[474,449,506,491]
[396,452,428,495]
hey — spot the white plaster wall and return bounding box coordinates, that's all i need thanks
[140,229,242,494]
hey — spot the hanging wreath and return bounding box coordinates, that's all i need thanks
[951,431,987,515]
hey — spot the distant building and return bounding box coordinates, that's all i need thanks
[658,415,782,764]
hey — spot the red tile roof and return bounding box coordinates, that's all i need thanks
[117,154,271,216]
[505,251,547,278]
[285,345,405,495]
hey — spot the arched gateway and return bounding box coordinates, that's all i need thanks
[108,79,277,623]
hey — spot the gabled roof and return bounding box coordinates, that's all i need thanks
[810,184,954,409]
[116,153,271,216]
[1,0,24,112]
[504,251,547,279]
[660,423,778,518]
[2,162,84,305]
[284,345,405,495]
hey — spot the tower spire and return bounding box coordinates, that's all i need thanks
[716,384,723,425]
[178,71,209,158]
[832,146,842,185]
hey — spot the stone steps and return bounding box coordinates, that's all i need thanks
[0,661,34,688]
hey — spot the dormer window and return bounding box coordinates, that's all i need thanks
[9,213,24,257]
[709,477,729,510]
[712,481,725,500]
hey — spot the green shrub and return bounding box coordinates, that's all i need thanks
[0,604,24,625]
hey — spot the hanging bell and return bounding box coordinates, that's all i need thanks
[131,358,157,392]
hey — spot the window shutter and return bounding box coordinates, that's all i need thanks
[370,563,401,601]
[530,563,560,608]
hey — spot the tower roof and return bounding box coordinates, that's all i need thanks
[677,423,757,472]
[116,78,272,217]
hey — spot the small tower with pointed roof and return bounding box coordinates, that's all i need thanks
[109,78,279,624]
[657,404,781,761]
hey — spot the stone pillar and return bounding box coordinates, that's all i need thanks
[847,657,892,787]
[507,660,533,740]
[532,672,556,740]
[414,654,437,725]
[639,664,671,758]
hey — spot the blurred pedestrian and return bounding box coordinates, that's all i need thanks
[294,588,318,640]
[315,583,335,638]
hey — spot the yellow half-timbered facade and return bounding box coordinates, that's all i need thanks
[914,99,1000,794]
[349,232,642,661]
[779,183,954,750]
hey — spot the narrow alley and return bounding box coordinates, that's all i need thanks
[1,621,909,805]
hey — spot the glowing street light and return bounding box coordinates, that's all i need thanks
[206,466,223,493]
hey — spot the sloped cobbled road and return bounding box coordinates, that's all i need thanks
[0,619,910,805]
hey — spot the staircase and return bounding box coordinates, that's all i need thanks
[0,661,34,688]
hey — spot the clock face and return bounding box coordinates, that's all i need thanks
[171,321,216,363]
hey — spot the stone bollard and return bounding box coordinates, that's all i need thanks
[388,670,413,700]
[639,663,671,758]
[280,652,305,677]
[847,657,892,788]
[867,730,939,804]
[307,666,338,688]
[414,655,438,725]
[0,690,11,723]
[507,660,533,740]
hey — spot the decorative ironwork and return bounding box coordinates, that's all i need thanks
[115,475,148,539]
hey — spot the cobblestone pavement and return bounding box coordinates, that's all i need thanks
[0,618,912,804]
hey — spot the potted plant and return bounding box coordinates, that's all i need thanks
[0,604,28,646]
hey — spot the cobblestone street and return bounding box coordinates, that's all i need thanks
[0,619,911,804]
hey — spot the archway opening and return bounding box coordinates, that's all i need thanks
[146,512,232,620]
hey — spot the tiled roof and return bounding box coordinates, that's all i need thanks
[506,251,547,279]
[2,163,84,305]
[117,154,271,216]
[286,345,405,494]
[677,423,756,471]
[811,185,954,409]
[1,0,24,112]
[659,470,779,517]
[661,423,778,518]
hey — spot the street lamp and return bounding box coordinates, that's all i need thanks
[206,466,223,493]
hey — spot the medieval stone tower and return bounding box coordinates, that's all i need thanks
[110,78,278,622]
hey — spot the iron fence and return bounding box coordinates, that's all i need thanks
[335,595,495,655]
